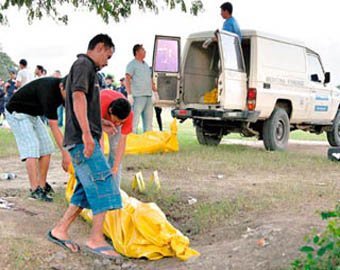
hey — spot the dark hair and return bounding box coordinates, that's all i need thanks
[133,44,143,56]
[105,74,113,80]
[88,34,115,51]
[8,67,16,74]
[108,98,131,120]
[220,2,233,14]
[19,59,27,67]
[36,65,44,72]
[61,75,68,87]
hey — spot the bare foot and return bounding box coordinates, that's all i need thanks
[50,228,79,252]
[86,239,120,257]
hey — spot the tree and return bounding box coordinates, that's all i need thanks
[0,0,203,25]
[0,52,17,80]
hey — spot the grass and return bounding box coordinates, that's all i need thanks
[7,237,40,270]
[0,128,18,158]
[0,114,328,159]
[121,128,338,234]
[120,178,250,235]
[120,118,337,235]
[0,115,337,236]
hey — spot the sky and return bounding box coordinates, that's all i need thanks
[0,0,339,85]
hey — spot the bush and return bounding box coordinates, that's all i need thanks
[290,204,340,270]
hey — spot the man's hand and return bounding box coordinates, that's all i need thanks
[82,132,95,158]
[202,38,214,49]
[127,94,134,105]
[62,151,72,172]
[112,165,119,175]
[102,119,117,135]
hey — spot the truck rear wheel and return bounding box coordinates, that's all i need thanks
[326,110,340,146]
[196,126,222,146]
[263,108,290,151]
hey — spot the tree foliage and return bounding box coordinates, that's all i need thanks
[0,51,17,80]
[0,0,203,25]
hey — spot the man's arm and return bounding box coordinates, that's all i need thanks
[73,91,95,158]
[125,73,134,104]
[15,78,22,88]
[112,135,127,175]
[15,71,22,88]
[102,119,117,135]
[125,74,132,95]
[48,119,71,172]
[152,80,157,92]
[3,82,9,95]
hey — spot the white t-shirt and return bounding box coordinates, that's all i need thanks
[16,68,33,88]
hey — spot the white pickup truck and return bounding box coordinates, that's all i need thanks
[152,30,340,150]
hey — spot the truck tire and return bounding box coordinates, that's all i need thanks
[262,108,290,151]
[196,126,222,146]
[326,110,340,146]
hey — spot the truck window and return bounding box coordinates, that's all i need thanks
[307,54,325,83]
[154,39,179,73]
[241,38,251,76]
[220,34,244,71]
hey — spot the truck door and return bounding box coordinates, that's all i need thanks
[152,35,181,107]
[306,53,333,121]
[217,31,248,110]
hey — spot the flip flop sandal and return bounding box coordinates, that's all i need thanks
[83,245,122,261]
[47,230,80,252]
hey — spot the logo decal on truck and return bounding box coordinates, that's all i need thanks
[266,77,304,87]
[314,105,328,112]
[315,95,329,101]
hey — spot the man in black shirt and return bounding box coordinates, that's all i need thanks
[49,34,122,258]
[5,77,69,202]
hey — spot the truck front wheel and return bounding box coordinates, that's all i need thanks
[262,108,290,151]
[326,110,340,146]
[196,126,222,146]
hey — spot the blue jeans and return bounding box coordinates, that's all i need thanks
[69,141,122,215]
[57,105,64,127]
[132,96,153,133]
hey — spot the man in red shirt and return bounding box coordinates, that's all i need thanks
[100,89,133,183]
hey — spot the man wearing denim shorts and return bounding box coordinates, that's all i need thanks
[5,76,69,202]
[49,34,122,258]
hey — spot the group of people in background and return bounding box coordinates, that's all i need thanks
[0,1,240,258]
[0,59,61,125]
[1,47,163,132]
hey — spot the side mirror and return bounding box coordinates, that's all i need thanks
[311,74,320,83]
[324,72,331,84]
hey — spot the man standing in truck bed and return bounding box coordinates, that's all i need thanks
[220,2,242,40]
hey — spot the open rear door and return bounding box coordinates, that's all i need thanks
[152,35,181,107]
[217,31,248,110]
